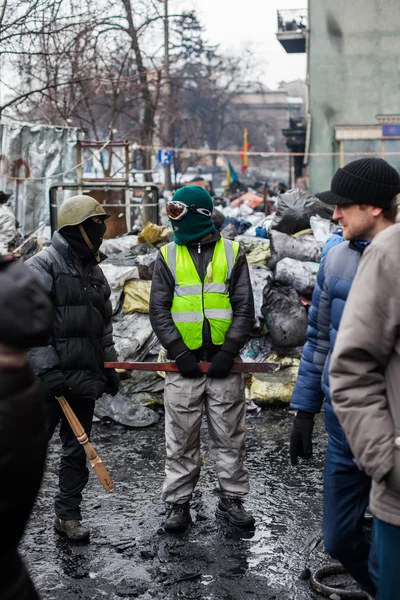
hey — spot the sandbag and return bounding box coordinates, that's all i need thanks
[235,235,270,255]
[101,235,139,255]
[212,208,226,230]
[246,241,271,266]
[261,284,308,348]
[112,313,159,361]
[270,188,334,235]
[122,280,152,314]
[249,264,274,318]
[250,354,300,405]
[100,264,139,313]
[240,335,274,363]
[310,215,335,243]
[268,230,321,269]
[94,392,160,427]
[138,222,171,244]
[274,258,319,296]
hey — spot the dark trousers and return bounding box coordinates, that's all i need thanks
[1,553,40,600]
[0,368,47,600]
[44,397,95,521]
[370,517,400,600]
[322,434,376,596]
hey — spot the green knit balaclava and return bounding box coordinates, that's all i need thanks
[169,185,215,246]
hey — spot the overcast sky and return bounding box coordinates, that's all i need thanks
[171,0,307,89]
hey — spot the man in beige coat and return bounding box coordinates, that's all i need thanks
[330,222,400,600]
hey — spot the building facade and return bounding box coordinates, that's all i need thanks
[277,1,400,193]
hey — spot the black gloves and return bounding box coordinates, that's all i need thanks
[105,368,120,396]
[175,351,202,378]
[207,350,235,379]
[289,410,315,466]
[42,370,72,401]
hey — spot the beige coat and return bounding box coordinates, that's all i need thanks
[330,223,400,527]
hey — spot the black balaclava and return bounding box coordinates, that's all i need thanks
[60,217,107,259]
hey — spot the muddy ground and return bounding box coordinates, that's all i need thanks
[22,409,353,599]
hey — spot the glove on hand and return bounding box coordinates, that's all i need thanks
[105,368,120,396]
[42,370,72,401]
[289,410,315,466]
[175,351,202,379]
[207,350,235,379]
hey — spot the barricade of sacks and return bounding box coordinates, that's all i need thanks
[214,188,335,407]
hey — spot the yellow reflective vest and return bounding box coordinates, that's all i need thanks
[161,238,239,350]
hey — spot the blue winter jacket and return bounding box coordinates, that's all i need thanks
[290,230,367,439]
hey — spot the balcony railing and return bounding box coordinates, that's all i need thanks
[276,9,307,53]
[277,9,308,33]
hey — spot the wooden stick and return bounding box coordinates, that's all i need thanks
[57,396,115,492]
[105,361,280,374]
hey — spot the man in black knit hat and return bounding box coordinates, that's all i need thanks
[289,158,400,596]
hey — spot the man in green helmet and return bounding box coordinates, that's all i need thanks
[150,185,255,532]
[26,195,119,541]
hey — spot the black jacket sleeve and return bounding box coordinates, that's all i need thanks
[101,276,118,361]
[222,247,255,357]
[149,252,187,358]
[0,257,53,349]
[26,253,61,376]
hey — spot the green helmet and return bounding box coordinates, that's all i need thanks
[57,195,109,230]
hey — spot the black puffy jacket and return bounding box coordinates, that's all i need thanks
[149,230,255,361]
[27,232,117,400]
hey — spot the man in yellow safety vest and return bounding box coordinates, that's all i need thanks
[150,185,255,532]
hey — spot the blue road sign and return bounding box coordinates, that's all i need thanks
[158,148,173,165]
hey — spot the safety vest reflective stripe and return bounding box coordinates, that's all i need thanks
[172,312,203,323]
[223,238,235,279]
[174,284,202,297]
[165,243,177,279]
[203,283,228,294]
[204,308,233,320]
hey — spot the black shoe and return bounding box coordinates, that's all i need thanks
[54,517,90,541]
[164,502,191,532]
[215,497,255,527]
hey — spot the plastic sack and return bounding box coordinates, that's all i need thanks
[274,258,319,296]
[94,392,160,427]
[112,313,159,361]
[235,235,270,254]
[101,235,139,255]
[240,335,274,363]
[122,280,152,314]
[270,188,334,235]
[262,284,308,348]
[250,354,300,405]
[310,215,335,243]
[212,208,226,230]
[249,264,274,318]
[268,230,321,269]
[100,264,139,313]
[220,216,252,235]
[221,222,238,239]
[138,222,171,244]
[246,242,271,266]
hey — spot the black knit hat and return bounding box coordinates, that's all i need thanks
[316,158,400,209]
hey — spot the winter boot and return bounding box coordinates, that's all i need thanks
[54,517,90,541]
[215,497,255,527]
[164,502,191,532]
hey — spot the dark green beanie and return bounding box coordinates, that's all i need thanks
[170,185,215,246]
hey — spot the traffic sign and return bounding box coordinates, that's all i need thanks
[158,148,173,165]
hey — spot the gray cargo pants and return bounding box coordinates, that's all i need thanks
[162,372,249,504]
